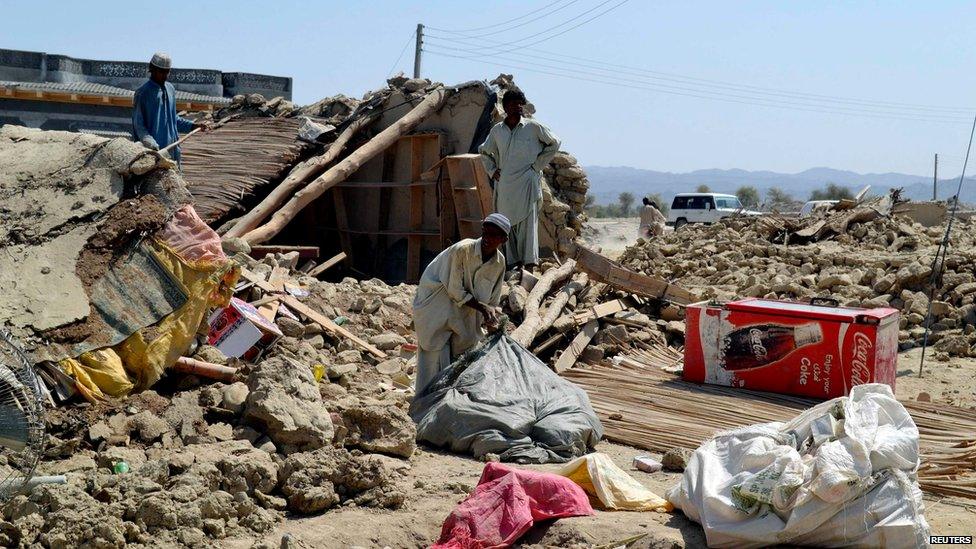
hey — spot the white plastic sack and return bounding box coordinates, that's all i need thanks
[667,384,929,548]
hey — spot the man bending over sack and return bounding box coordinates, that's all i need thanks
[413,214,511,392]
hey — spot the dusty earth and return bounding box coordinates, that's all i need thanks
[580,217,641,259]
[220,348,975,549]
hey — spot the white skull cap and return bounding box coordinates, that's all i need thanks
[149,52,172,70]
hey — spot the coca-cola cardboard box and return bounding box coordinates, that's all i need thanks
[684,298,899,399]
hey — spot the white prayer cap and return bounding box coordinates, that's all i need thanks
[149,52,172,70]
[483,213,511,235]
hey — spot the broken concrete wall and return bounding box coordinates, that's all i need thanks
[892,201,947,227]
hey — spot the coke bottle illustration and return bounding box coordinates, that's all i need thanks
[721,323,823,370]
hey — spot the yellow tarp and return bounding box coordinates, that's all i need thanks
[115,239,237,390]
[59,349,134,402]
[59,237,238,402]
[558,453,673,512]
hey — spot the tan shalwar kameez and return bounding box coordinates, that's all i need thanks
[638,205,666,238]
[479,118,560,267]
[412,238,506,392]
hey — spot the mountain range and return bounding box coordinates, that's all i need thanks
[583,166,976,206]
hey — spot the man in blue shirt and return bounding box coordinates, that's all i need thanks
[132,52,206,164]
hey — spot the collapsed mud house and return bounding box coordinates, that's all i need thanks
[180,75,589,282]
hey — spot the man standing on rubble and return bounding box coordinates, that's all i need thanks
[479,90,560,272]
[638,197,667,239]
[412,213,511,393]
[132,52,207,165]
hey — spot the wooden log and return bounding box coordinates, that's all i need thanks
[307,252,347,277]
[173,357,237,382]
[225,113,377,238]
[507,283,528,315]
[242,88,453,244]
[510,261,578,347]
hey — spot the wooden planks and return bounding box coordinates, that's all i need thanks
[331,188,354,267]
[445,154,494,239]
[407,136,428,283]
[554,320,599,373]
[573,245,695,305]
[308,252,347,277]
[572,299,626,325]
[239,268,386,359]
[257,267,289,322]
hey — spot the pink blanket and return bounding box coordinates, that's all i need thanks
[432,462,594,549]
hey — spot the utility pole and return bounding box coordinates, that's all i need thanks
[413,24,424,78]
[933,153,938,201]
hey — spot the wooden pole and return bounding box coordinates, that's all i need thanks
[225,114,377,238]
[242,87,452,245]
[173,357,237,382]
[510,260,577,347]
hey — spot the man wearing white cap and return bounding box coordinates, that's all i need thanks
[412,213,510,393]
[132,52,206,164]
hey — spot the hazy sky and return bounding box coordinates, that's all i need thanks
[4,0,975,176]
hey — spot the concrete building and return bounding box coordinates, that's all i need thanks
[0,48,291,137]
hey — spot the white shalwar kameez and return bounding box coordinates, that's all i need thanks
[412,238,505,393]
[479,118,560,266]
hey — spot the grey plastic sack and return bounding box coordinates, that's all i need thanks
[410,332,603,463]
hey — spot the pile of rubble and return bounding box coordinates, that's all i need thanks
[619,203,976,357]
[9,255,419,547]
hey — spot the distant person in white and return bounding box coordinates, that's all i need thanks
[478,89,560,271]
[638,197,666,239]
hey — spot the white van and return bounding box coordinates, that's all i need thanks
[667,193,760,228]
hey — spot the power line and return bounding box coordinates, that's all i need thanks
[423,47,972,124]
[426,0,582,39]
[424,45,972,120]
[386,29,416,78]
[425,35,975,115]
[425,0,631,57]
[425,0,570,33]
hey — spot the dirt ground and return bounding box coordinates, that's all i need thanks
[215,349,976,549]
[580,217,641,258]
[896,347,976,409]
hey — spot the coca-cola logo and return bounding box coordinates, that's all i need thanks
[749,328,768,360]
[850,333,873,385]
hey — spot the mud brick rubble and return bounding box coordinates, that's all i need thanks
[620,205,976,359]
[3,262,420,548]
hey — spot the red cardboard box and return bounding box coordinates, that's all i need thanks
[208,297,283,361]
[684,298,899,399]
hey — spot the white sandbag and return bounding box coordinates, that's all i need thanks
[667,384,929,548]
